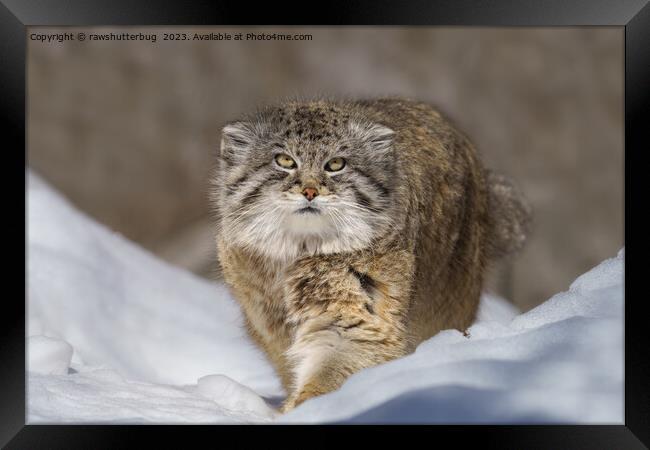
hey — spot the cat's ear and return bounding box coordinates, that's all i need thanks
[349,121,395,153]
[220,121,257,165]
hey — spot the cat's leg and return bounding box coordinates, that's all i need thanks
[281,253,413,412]
[282,312,408,412]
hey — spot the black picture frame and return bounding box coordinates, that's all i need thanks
[3,0,648,447]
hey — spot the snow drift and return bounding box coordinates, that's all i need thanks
[26,169,623,424]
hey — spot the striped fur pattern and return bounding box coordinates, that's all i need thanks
[210,97,530,412]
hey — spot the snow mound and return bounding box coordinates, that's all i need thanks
[197,375,279,420]
[27,170,282,399]
[27,169,623,424]
[28,335,73,375]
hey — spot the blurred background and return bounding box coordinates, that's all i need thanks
[27,26,623,312]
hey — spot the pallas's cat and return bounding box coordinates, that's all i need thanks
[211,98,530,411]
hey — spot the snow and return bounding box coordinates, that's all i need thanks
[27,169,623,424]
[28,169,282,423]
[28,369,275,424]
[28,336,73,375]
[196,375,279,420]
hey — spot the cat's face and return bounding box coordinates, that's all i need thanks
[215,102,398,260]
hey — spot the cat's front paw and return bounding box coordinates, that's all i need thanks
[280,397,297,414]
[280,394,304,413]
[280,384,325,413]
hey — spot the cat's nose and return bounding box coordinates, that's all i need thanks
[302,187,319,201]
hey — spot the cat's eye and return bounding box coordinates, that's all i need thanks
[275,153,297,169]
[325,157,346,172]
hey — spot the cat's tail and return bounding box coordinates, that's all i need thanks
[484,169,532,261]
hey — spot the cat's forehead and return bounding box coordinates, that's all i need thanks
[264,102,352,143]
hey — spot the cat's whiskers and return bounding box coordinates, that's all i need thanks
[221,195,269,221]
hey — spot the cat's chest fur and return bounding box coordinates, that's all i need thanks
[217,240,297,339]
